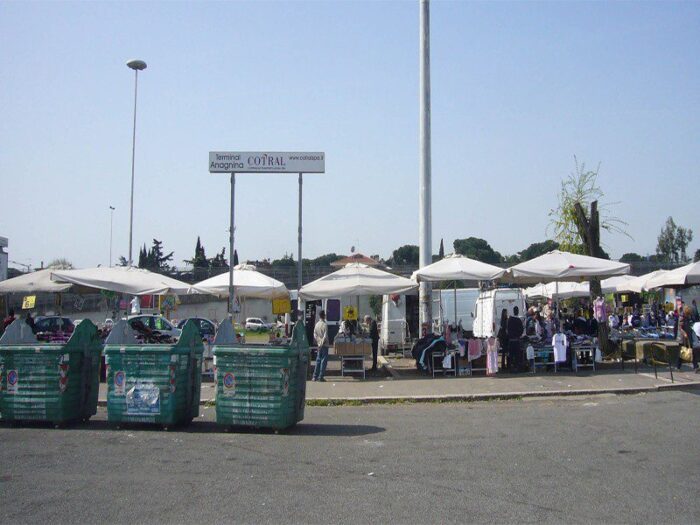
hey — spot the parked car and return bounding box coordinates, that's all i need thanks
[127,314,181,339]
[245,317,272,331]
[34,316,75,334]
[177,317,216,344]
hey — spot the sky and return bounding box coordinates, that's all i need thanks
[1,0,698,271]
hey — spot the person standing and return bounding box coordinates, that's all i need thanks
[365,315,380,373]
[497,308,509,370]
[313,310,329,382]
[507,306,525,372]
[2,308,16,332]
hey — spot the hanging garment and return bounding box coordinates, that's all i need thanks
[526,344,535,361]
[442,353,453,369]
[594,297,606,323]
[552,333,568,363]
[468,338,482,361]
[486,337,499,375]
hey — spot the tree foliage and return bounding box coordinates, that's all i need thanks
[656,217,694,263]
[620,252,644,263]
[509,240,559,263]
[47,258,73,269]
[138,239,174,272]
[184,237,208,268]
[548,157,629,254]
[695,249,700,263]
[453,237,502,264]
[388,245,419,266]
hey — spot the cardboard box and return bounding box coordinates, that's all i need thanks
[334,340,372,356]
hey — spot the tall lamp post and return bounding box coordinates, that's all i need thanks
[126,58,147,267]
[109,206,115,267]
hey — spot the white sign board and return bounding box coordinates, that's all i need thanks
[209,152,325,173]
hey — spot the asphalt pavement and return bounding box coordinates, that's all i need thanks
[2,389,699,524]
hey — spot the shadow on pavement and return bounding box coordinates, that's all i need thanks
[0,419,386,437]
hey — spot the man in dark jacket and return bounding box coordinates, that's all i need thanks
[507,306,525,372]
[365,315,380,373]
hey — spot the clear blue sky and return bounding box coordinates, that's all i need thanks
[1,0,698,270]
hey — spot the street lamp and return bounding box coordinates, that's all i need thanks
[109,206,115,267]
[126,58,147,267]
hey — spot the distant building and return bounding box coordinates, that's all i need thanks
[0,236,7,282]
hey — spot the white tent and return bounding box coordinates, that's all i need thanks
[51,266,195,296]
[624,269,669,293]
[645,261,700,289]
[0,268,73,294]
[411,253,506,283]
[506,250,630,284]
[193,264,289,299]
[600,275,638,294]
[524,276,638,300]
[299,263,417,300]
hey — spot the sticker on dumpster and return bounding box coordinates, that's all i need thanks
[281,368,290,396]
[125,383,160,415]
[114,371,126,395]
[7,370,18,394]
[222,372,236,395]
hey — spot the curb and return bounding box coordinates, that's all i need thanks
[96,381,700,407]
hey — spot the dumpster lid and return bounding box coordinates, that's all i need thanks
[0,319,39,344]
[104,320,140,345]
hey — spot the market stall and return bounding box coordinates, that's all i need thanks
[299,263,417,377]
[412,254,505,376]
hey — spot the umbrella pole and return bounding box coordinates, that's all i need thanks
[453,281,457,329]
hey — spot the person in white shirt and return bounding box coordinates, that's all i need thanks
[608,312,619,329]
[313,310,329,382]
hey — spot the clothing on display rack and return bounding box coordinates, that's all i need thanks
[468,338,482,361]
[594,297,606,323]
[486,337,499,375]
[526,344,535,361]
[552,332,568,363]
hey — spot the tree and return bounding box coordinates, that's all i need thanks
[620,252,644,263]
[548,157,628,255]
[271,254,296,268]
[47,258,73,269]
[184,237,208,268]
[515,240,560,263]
[209,247,229,269]
[548,157,629,355]
[139,239,174,272]
[438,239,445,260]
[453,237,502,264]
[389,245,419,266]
[656,217,694,263]
[233,250,239,266]
[117,256,128,267]
[695,249,700,263]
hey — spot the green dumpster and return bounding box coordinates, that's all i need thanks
[0,319,102,425]
[213,320,309,431]
[104,319,203,428]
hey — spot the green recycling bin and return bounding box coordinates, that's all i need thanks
[213,321,309,431]
[104,319,203,428]
[0,319,102,426]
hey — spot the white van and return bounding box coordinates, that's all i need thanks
[380,293,419,353]
[431,288,480,332]
[472,288,526,338]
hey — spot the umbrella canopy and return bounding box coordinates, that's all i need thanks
[624,269,670,293]
[0,268,73,294]
[193,264,289,299]
[506,250,629,284]
[299,263,417,300]
[600,275,638,294]
[645,261,700,289]
[51,266,195,296]
[411,253,506,283]
[524,281,590,300]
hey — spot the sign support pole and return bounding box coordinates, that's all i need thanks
[228,172,236,316]
[297,173,303,293]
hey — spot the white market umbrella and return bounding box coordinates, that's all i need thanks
[645,261,700,289]
[411,253,506,283]
[524,281,590,300]
[623,269,669,293]
[0,268,73,294]
[51,266,195,296]
[506,250,630,284]
[299,263,417,300]
[600,275,638,294]
[193,264,288,299]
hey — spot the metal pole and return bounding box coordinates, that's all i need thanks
[419,0,433,328]
[297,173,303,292]
[228,173,236,315]
[109,206,115,267]
[128,69,139,267]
